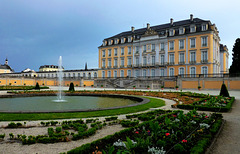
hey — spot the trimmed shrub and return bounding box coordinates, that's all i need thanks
[69,82,75,92]
[219,83,230,97]
[34,82,40,90]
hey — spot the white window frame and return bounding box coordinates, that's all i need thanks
[190,51,196,63]
[143,45,146,52]
[102,71,105,78]
[160,42,165,51]
[179,52,185,63]
[114,59,118,67]
[121,48,124,55]
[121,58,124,66]
[108,59,111,67]
[135,46,139,53]
[114,48,117,56]
[152,44,155,51]
[108,49,111,56]
[190,38,196,48]
[152,56,155,65]
[143,56,147,65]
[179,27,184,35]
[179,67,185,75]
[143,69,147,77]
[190,67,196,77]
[169,41,174,50]
[107,71,111,77]
[169,53,175,64]
[120,70,124,77]
[121,38,125,43]
[102,50,105,57]
[127,70,131,77]
[179,39,184,49]
[128,47,132,54]
[169,29,174,36]
[135,57,139,65]
[102,59,105,67]
[160,69,164,76]
[114,39,118,44]
[127,57,132,65]
[151,69,155,77]
[169,68,174,76]
[190,25,196,33]
[201,24,207,31]
[201,36,208,47]
[160,54,165,65]
[201,50,208,62]
[114,70,117,78]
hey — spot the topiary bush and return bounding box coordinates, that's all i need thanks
[34,82,40,90]
[68,82,75,92]
[219,83,230,97]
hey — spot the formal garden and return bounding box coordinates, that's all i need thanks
[0,83,235,153]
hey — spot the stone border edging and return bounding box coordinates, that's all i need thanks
[0,93,150,113]
[205,119,226,154]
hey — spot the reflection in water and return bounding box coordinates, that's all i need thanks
[0,96,138,112]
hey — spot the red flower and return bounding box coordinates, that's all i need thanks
[205,116,208,118]
[166,133,170,136]
[205,100,207,102]
[193,115,196,117]
[182,139,187,143]
[147,130,150,133]
[173,115,177,117]
[224,101,226,103]
[135,131,139,134]
[216,97,218,99]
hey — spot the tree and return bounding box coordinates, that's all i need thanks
[229,38,240,75]
[69,82,75,92]
[34,82,40,90]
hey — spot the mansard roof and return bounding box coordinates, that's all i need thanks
[100,16,213,47]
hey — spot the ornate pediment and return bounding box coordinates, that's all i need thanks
[143,28,158,36]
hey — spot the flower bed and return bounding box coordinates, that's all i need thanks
[176,96,235,112]
[67,110,223,154]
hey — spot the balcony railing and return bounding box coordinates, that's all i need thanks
[169,62,175,65]
[178,61,185,65]
[201,60,208,63]
[127,65,132,68]
[120,65,124,68]
[189,61,196,64]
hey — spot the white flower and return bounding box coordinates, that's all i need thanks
[113,139,126,148]
[148,146,166,154]
[200,123,210,129]
[190,120,196,124]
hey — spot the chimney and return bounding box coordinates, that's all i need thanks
[147,23,150,29]
[190,14,193,21]
[170,18,173,25]
[131,26,135,32]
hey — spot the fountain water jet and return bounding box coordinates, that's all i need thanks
[54,56,66,102]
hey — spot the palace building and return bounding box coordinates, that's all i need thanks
[98,14,229,78]
[0,58,14,74]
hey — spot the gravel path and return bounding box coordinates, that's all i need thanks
[210,99,240,154]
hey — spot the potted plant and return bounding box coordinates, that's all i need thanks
[161,85,164,90]
[101,85,104,88]
[175,85,179,90]
[147,85,150,89]
[198,86,201,91]
[84,84,86,88]
[91,84,94,88]
[133,86,136,89]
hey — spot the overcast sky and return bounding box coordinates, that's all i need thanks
[0,0,239,72]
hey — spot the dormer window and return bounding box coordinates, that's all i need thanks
[114,39,118,44]
[103,40,106,46]
[202,24,208,31]
[179,27,185,35]
[128,37,132,42]
[190,25,196,33]
[121,38,125,43]
[169,29,174,36]
[108,40,112,45]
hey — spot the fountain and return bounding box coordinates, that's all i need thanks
[55,56,66,102]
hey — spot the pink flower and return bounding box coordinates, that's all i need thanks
[166,133,170,136]
[205,116,208,118]
[182,139,187,143]
[135,131,139,134]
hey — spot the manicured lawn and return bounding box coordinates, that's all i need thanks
[0,97,165,121]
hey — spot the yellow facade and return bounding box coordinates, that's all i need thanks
[98,15,226,77]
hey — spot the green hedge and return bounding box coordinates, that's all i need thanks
[176,97,235,112]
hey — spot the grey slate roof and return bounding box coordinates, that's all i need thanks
[0,64,14,72]
[100,17,212,47]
